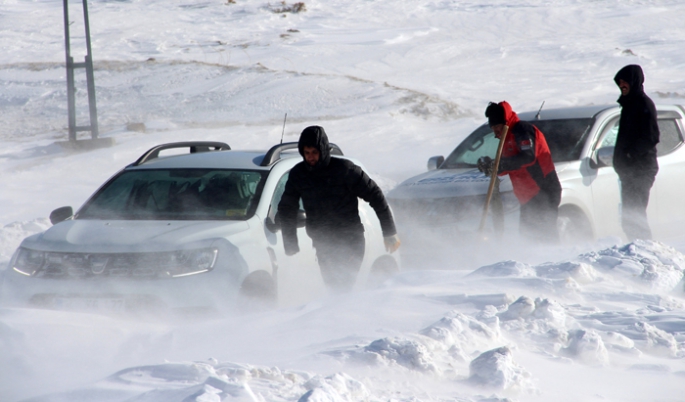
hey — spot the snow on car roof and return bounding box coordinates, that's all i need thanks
[125,148,301,171]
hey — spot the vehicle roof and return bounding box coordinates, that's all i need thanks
[126,148,302,171]
[517,104,616,121]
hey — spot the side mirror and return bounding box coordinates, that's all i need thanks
[49,206,73,225]
[427,156,444,171]
[593,146,615,168]
[265,216,279,232]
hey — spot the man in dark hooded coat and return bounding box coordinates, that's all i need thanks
[613,64,660,240]
[277,126,400,291]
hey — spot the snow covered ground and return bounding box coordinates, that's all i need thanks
[1,0,685,401]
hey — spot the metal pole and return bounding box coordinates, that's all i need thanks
[63,0,76,141]
[84,54,99,139]
[82,0,99,139]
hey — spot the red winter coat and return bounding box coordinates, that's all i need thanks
[496,101,560,205]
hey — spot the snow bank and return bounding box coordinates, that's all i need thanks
[579,240,685,291]
[291,241,685,399]
[468,346,534,393]
[470,241,685,292]
[469,260,536,278]
[31,360,374,402]
[11,239,685,401]
[561,329,610,366]
[321,310,542,394]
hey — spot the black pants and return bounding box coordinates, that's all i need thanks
[312,231,366,292]
[619,172,655,241]
[519,188,561,243]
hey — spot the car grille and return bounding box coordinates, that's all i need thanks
[35,252,185,279]
[12,247,218,280]
[390,192,519,230]
[36,253,171,278]
[390,195,487,228]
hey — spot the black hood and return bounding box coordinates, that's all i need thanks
[614,64,645,101]
[298,125,331,170]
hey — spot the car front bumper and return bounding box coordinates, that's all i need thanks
[0,263,241,315]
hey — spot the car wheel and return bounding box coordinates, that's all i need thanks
[238,270,276,310]
[367,255,399,288]
[558,206,593,245]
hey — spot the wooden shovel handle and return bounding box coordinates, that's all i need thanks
[479,125,509,234]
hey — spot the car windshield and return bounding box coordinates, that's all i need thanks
[77,169,267,220]
[441,118,593,169]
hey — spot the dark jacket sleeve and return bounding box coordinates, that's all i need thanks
[631,99,660,157]
[498,122,536,173]
[345,163,397,237]
[277,171,301,254]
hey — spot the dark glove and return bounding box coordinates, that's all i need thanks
[477,156,494,176]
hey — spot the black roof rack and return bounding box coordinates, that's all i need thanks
[260,142,343,166]
[131,141,230,166]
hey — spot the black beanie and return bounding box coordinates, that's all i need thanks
[485,102,506,127]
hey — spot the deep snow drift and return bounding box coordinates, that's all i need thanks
[3,241,684,401]
[2,0,685,401]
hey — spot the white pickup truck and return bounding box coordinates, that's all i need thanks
[388,104,685,244]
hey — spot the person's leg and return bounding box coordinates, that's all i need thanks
[619,173,655,240]
[519,191,559,243]
[540,186,561,243]
[518,199,537,240]
[314,231,366,292]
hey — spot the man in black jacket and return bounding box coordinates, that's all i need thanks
[278,126,400,291]
[613,64,660,240]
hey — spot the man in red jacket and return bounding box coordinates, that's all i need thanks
[478,101,562,242]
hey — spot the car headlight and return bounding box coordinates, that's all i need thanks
[166,248,219,278]
[12,248,45,276]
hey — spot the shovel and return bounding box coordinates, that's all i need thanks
[478,125,509,238]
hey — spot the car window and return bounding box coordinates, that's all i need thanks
[595,117,683,157]
[596,118,619,149]
[441,125,498,168]
[78,169,267,220]
[268,172,289,222]
[268,172,304,221]
[656,119,683,156]
[532,118,593,161]
[441,118,593,168]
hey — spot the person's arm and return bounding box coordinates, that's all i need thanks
[277,172,301,256]
[346,164,397,238]
[631,100,660,156]
[498,122,536,173]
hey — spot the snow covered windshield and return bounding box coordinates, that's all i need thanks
[77,169,267,220]
[441,118,593,169]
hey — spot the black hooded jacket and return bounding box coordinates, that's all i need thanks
[613,65,660,176]
[278,126,397,251]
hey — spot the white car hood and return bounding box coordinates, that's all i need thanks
[22,219,251,253]
[388,168,513,200]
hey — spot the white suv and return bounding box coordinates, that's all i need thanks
[388,104,685,244]
[1,142,398,313]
